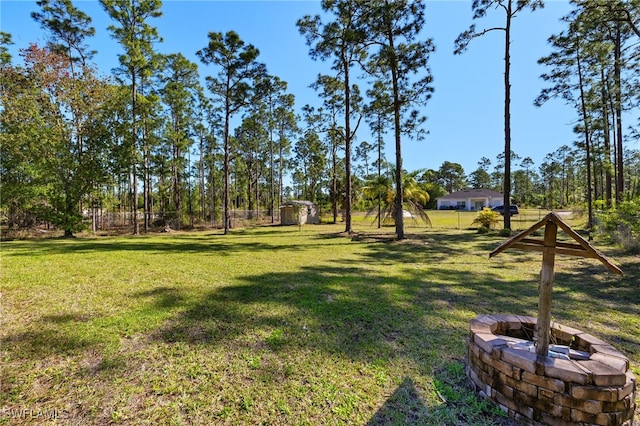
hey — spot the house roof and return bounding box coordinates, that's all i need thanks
[437,189,504,200]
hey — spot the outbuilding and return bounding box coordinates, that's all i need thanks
[436,189,504,211]
[279,200,320,225]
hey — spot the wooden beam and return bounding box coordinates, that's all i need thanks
[489,214,552,258]
[490,212,623,275]
[511,242,598,258]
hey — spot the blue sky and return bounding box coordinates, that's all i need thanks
[1,0,578,177]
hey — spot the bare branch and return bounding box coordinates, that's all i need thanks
[454,25,505,55]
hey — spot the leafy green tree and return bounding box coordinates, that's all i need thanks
[455,0,544,231]
[140,74,164,232]
[197,31,264,234]
[298,0,368,234]
[438,161,467,193]
[468,157,492,189]
[294,105,330,205]
[294,129,327,203]
[623,149,639,198]
[1,55,48,228]
[1,45,113,235]
[468,169,491,190]
[362,0,435,240]
[599,197,640,253]
[100,0,163,234]
[420,182,447,210]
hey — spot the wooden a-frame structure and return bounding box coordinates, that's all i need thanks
[490,212,623,357]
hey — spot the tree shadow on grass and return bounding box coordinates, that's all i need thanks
[5,227,636,423]
[148,256,537,367]
[2,328,100,358]
[365,377,429,425]
[345,230,515,266]
[2,287,188,361]
[3,228,343,257]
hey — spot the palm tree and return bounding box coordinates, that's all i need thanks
[362,171,431,227]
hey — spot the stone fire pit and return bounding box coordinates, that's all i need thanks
[468,314,636,426]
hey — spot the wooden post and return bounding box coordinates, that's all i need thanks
[536,220,557,357]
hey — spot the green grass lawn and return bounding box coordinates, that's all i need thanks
[2,222,638,425]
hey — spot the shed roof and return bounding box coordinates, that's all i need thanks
[279,200,316,208]
[438,189,503,200]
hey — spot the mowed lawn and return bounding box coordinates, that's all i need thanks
[2,222,639,425]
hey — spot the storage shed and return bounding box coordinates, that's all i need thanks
[280,201,320,225]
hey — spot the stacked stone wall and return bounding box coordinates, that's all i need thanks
[467,314,636,426]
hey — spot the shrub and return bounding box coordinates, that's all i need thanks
[476,225,489,234]
[499,228,512,237]
[471,208,501,230]
[598,198,640,253]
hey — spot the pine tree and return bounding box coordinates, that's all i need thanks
[101,0,162,234]
[455,0,544,231]
[298,0,369,234]
[158,53,200,229]
[31,0,96,73]
[362,0,435,240]
[197,31,264,234]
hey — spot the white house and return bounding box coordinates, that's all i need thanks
[436,189,504,211]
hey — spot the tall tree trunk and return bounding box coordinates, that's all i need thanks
[142,79,150,233]
[210,166,216,227]
[601,68,613,207]
[199,134,206,222]
[343,50,353,234]
[143,119,150,233]
[269,123,275,223]
[131,72,139,235]
[576,37,593,235]
[332,143,338,224]
[387,63,404,237]
[613,24,624,202]
[278,139,284,207]
[503,0,512,231]
[173,142,182,230]
[247,164,254,218]
[223,102,231,234]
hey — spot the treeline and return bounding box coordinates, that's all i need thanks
[1,0,639,239]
